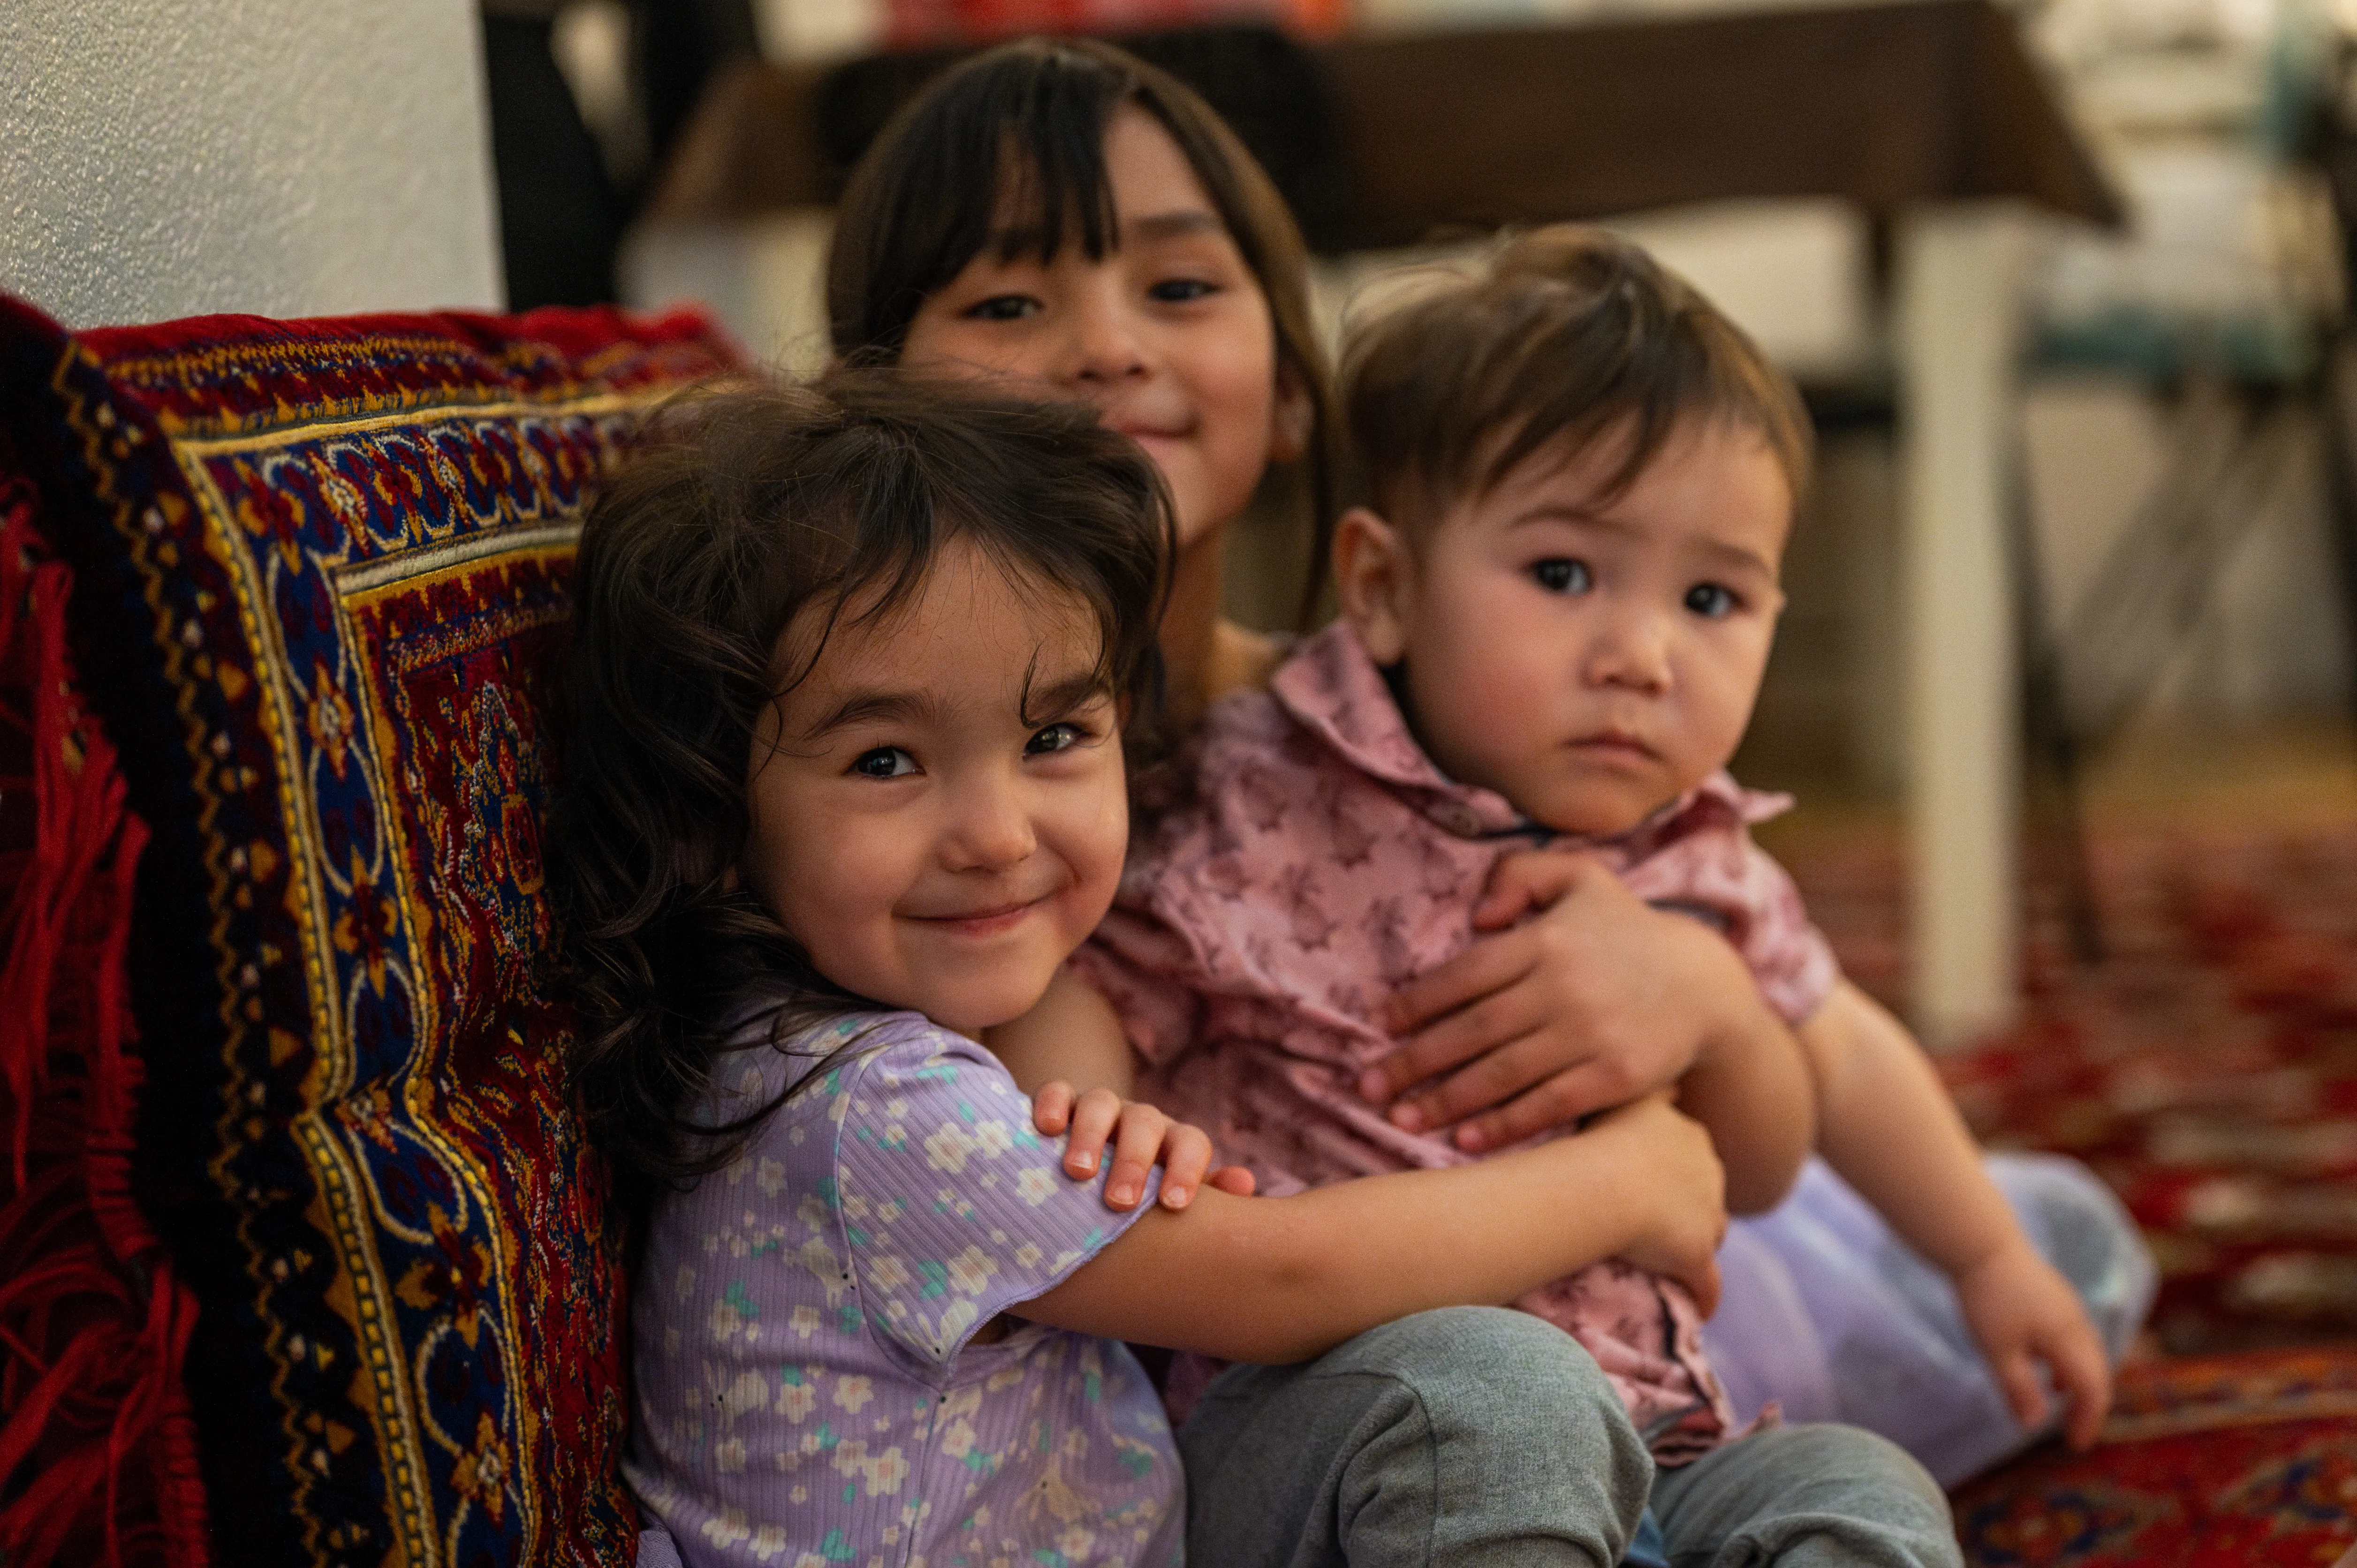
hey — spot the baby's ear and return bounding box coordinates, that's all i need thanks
[1332,508,1412,664]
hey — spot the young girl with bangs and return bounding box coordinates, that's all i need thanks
[823,33,2148,1497]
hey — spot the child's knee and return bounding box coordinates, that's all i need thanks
[1329,1307,1642,1458]
[1319,1309,1653,1564]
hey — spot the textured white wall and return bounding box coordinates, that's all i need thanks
[1,0,502,329]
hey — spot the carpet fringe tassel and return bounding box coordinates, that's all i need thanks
[0,474,208,1568]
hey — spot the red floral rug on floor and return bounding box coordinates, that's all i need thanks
[1788,815,2357,1356]
[1952,1348,2357,1566]
[1779,809,2357,1563]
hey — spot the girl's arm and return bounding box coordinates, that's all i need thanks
[992,973,1254,1210]
[1799,980,2110,1447]
[1667,996,1814,1217]
[1012,1091,1728,1366]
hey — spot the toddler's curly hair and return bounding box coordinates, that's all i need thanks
[546,371,1172,1184]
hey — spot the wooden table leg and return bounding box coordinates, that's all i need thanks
[1895,204,2034,1047]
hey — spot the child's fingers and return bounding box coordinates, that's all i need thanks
[1207,1165,1257,1197]
[1104,1104,1170,1210]
[1440,1057,1631,1154]
[1470,850,1603,931]
[2047,1326,2113,1450]
[1367,954,1544,1111]
[1063,1088,1124,1181]
[1378,934,1533,1050]
[1031,1081,1076,1137]
[1154,1124,1214,1210]
[1381,995,1561,1136]
[1992,1347,2050,1435]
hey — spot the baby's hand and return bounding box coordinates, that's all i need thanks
[1954,1237,2111,1450]
[1587,1092,1727,1316]
[1030,1083,1257,1213]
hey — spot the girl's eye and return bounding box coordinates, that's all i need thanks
[1685,583,1738,619]
[1147,277,1219,304]
[1026,722,1088,756]
[1531,558,1592,595]
[850,747,918,779]
[963,295,1039,322]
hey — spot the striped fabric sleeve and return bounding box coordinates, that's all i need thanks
[826,1023,1160,1367]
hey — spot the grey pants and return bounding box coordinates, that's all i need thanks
[1650,1424,1961,1568]
[1179,1307,1961,1568]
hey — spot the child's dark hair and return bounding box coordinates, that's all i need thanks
[825,35,1338,626]
[1344,227,1812,536]
[548,371,1173,1184]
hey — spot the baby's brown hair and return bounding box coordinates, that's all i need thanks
[1343,227,1811,536]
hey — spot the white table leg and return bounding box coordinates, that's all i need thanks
[1895,205,2034,1047]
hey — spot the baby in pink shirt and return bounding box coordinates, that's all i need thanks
[1073,622,1832,1456]
[996,225,2114,1476]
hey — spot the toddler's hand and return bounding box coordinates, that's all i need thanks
[1030,1083,1257,1213]
[1953,1237,2111,1450]
[1364,851,1747,1152]
[1588,1092,1727,1316]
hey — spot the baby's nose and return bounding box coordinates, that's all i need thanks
[1584,611,1674,690]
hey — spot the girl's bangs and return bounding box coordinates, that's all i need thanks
[993,91,1122,265]
[907,60,1130,302]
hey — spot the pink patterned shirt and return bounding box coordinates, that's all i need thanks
[1074,622,1838,1461]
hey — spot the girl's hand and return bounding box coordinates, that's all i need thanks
[1953,1237,2112,1450]
[1361,851,1760,1151]
[1584,1092,1728,1316]
[1030,1083,1257,1212]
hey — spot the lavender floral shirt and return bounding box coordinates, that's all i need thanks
[626,1010,1181,1568]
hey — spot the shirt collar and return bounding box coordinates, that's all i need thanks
[1267,623,1534,838]
[1266,622,1789,846]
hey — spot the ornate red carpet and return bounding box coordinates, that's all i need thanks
[1951,1348,2357,1565]
[1773,785,2357,1563]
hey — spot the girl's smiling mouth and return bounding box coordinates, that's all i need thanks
[1114,423,1190,448]
[909,897,1053,937]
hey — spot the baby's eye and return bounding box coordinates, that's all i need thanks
[1531,558,1592,595]
[850,747,918,778]
[1684,583,1739,619]
[1147,278,1219,304]
[1025,722,1089,756]
[963,295,1039,322]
